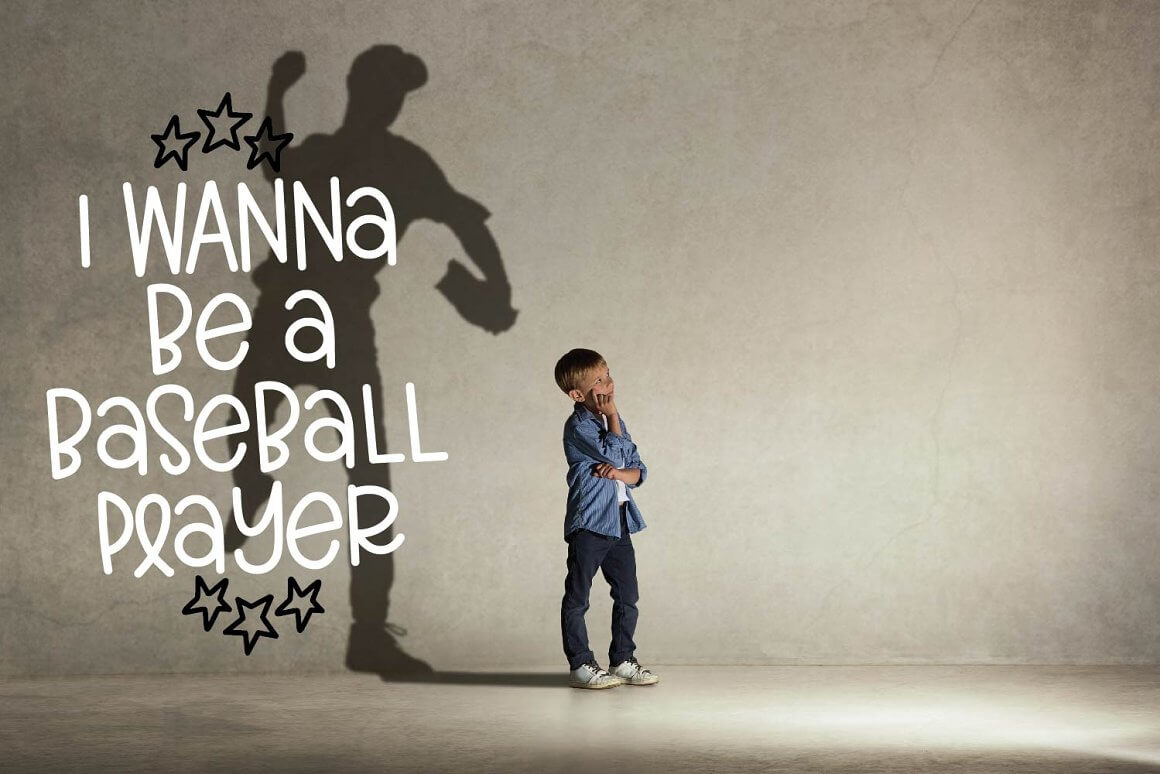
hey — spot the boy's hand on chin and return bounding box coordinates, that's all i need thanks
[594,392,618,416]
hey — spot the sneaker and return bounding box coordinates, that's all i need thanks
[609,656,659,685]
[569,661,622,689]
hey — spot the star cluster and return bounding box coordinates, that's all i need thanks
[152,92,293,173]
[182,574,324,656]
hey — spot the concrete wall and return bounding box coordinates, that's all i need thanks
[4,0,1160,675]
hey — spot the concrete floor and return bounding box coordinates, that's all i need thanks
[3,666,1160,773]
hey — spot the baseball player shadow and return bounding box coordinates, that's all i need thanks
[225,45,517,680]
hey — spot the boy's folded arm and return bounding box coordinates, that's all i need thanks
[627,459,647,488]
[618,467,642,486]
[616,416,646,487]
[564,424,647,488]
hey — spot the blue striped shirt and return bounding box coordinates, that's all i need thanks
[562,402,648,540]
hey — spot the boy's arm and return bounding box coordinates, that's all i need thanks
[618,415,646,488]
[618,468,643,485]
[605,411,623,437]
[624,454,647,488]
[592,463,641,485]
[589,415,647,488]
[564,415,637,469]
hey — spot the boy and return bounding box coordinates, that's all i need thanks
[554,348,660,689]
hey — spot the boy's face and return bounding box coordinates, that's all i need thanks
[570,363,614,414]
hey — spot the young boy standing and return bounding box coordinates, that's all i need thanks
[554,348,659,689]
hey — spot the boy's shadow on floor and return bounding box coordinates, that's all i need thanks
[378,671,565,687]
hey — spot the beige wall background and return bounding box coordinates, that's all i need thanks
[3,0,1159,676]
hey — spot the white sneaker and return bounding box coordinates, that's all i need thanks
[609,657,659,685]
[569,661,622,689]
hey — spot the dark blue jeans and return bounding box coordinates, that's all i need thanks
[561,506,639,670]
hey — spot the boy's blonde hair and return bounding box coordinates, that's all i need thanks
[554,348,605,394]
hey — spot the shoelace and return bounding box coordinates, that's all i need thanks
[585,661,612,679]
[622,658,652,676]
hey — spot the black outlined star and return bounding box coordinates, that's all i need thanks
[181,574,232,632]
[274,577,325,633]
[151,115,201,171]
[197,92,252,153]
[222,594,279,655]
[243,116,293,172]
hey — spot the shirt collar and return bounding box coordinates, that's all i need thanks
[573,401,603,425]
